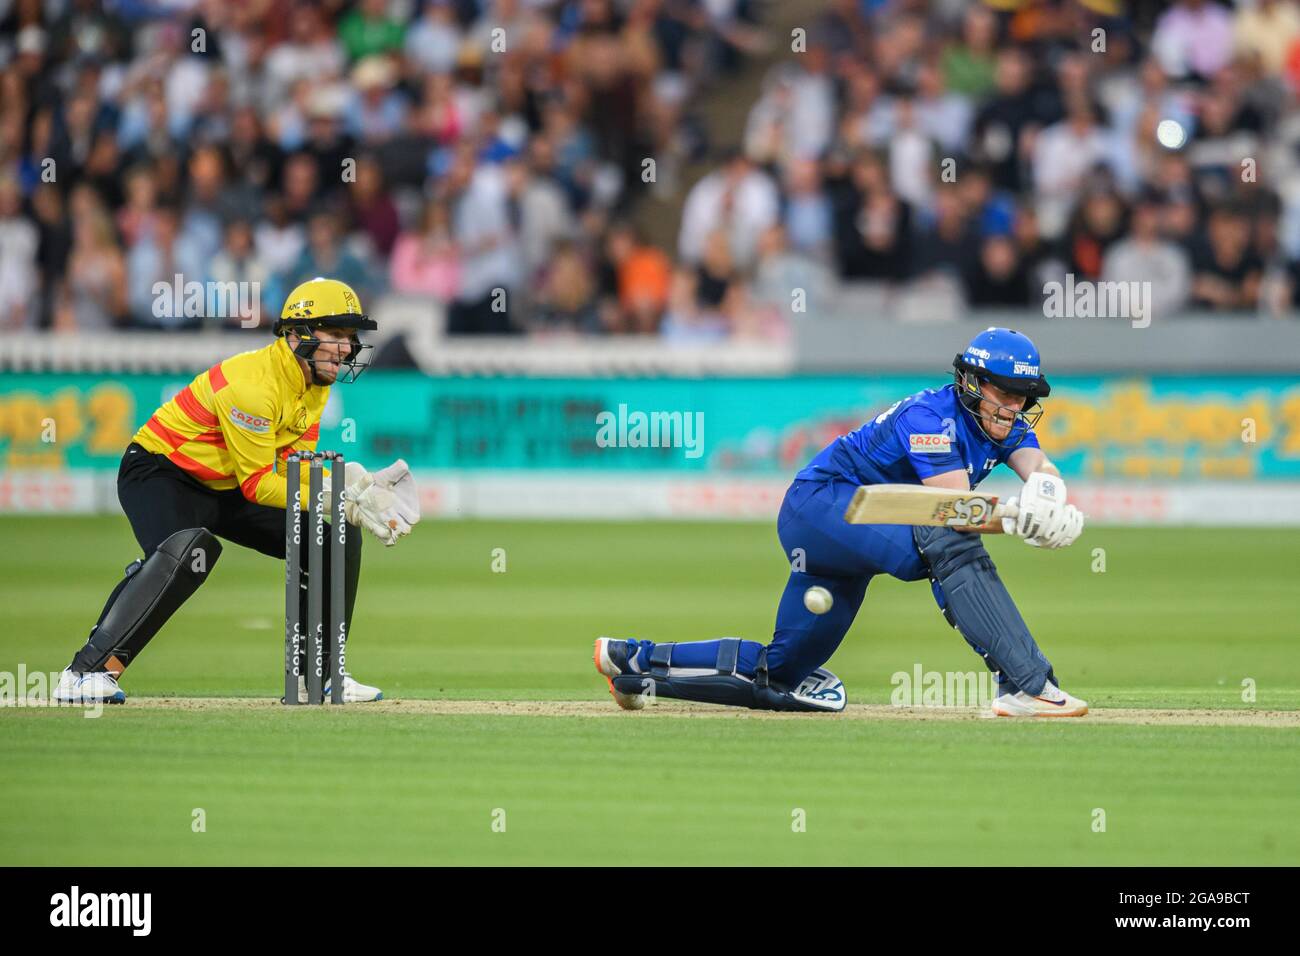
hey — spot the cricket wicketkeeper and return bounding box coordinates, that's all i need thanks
[595,327,1088,717]
[55,277,420,704]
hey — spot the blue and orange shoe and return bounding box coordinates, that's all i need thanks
[593,637,647,711]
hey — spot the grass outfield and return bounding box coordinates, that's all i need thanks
[1,516,1297,865]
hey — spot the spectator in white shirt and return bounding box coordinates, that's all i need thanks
[263,5,346,110]
[1033,96,1114,239]
[404,0,463,76]
[0,176,39,328]
[207,218,272,331]
[743,51,835,167]
[446,149,522,334]
[678,150,779,271]
[1102,191,1191,320]
[913,60,973,155]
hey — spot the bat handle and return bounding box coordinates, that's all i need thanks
[993,499,1019,522]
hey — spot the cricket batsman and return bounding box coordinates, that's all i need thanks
[54,277,420,704]
[594,327,1088,717]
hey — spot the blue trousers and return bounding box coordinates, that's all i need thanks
[629,477,1043,691]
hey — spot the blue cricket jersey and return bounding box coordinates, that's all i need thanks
[796,384,1039,488]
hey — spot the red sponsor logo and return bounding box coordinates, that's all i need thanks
[229,407,272,433]
[909,433,951,453]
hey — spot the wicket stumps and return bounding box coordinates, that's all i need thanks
[283,455,302,704]
[283,451,347,705]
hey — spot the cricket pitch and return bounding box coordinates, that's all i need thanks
[108,696,1300,727]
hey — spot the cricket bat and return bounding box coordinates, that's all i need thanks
[843,484,1019,529]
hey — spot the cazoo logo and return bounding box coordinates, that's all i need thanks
[908,433,951,453]
[228,407,272,433]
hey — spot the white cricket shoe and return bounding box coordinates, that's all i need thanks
[992,679,1088,717]
[52,669,127,704]
[297,672,384,703]
[593,637,647,710]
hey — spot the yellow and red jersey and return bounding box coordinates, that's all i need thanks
[133,337,328,508]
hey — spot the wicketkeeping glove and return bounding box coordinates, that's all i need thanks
[369,459,421,539]
[322,459,422,546]
[322,461,401,545]
[348,482,403,546]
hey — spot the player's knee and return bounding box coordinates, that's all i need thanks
[764,647,793,685]
[156,527,223,575]
[755,650,846,712]
[74,527,222,671]
[763,645,808,689]
[928,578,961,629]
[913,525,990,578]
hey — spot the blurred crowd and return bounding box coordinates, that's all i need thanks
[2,1,1300,341]
[0,0,760,334]
[682,0,1300,335]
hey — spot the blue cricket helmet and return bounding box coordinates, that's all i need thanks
[952,327,1050,447]
[952,327,1051,399]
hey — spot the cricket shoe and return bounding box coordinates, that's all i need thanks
[296,672,384,703]
[991,679,1088,717]
[593,637,646,711]
[52,669,127,704]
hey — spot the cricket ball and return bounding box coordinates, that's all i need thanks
[803,586,833,615]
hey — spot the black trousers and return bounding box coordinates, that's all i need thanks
[119,442,295,557]
[72,443,361,674]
